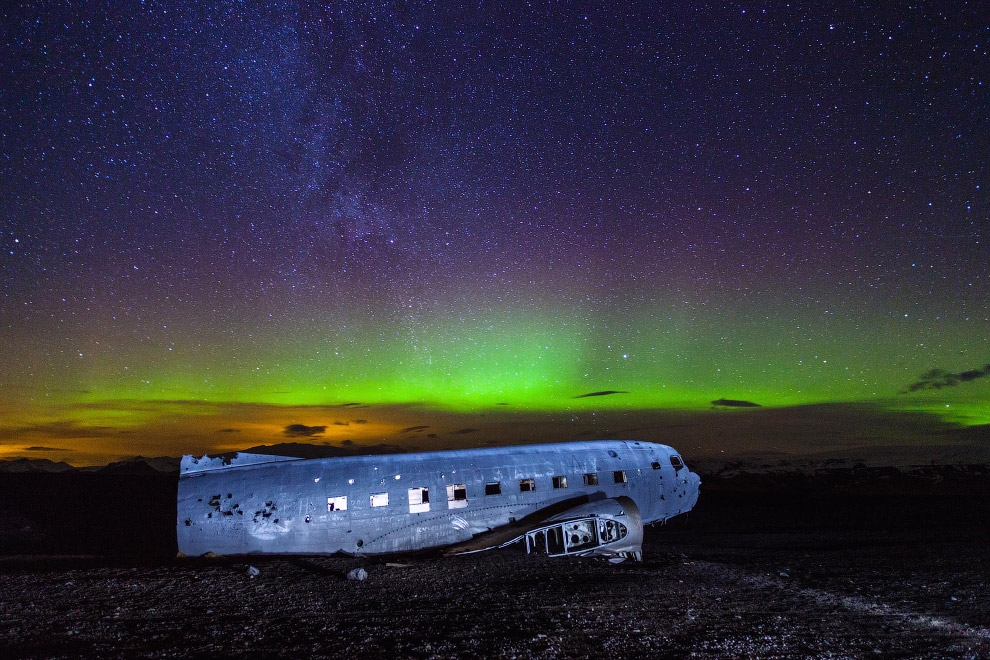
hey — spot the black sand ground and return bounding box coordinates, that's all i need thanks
[0,468,987,659]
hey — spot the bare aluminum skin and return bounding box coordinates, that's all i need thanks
[177,440,701,558]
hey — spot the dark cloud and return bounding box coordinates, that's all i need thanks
[452,428,478,434]
[332,421,350,426]
[24,446,70,451]
[244,442,405,458]
[217,428,241,433]
[401,425,429,433]
[283,424,327,437]
[711,399,762,408]
[1,421,116,439]
[574,391,629,398]
[902,365,990,392]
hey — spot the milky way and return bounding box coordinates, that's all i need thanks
[2,2,987,462]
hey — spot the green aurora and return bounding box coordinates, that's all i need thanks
[2,303,987,464]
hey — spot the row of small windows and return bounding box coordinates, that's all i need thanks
[326,470,635,514]
[322,455,690,514]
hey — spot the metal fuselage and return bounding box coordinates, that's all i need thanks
[177,440,701,556]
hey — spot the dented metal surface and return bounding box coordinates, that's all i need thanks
[176,440,701,558]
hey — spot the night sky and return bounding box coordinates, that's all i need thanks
[2,2,987,464]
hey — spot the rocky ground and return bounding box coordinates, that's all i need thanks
[0,469,987,659]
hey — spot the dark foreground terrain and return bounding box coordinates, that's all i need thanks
[0,466,988,659]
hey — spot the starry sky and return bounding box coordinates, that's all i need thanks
[2,1,987,464]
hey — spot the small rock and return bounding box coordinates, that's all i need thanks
[347,567,368,581]
[246,566,260,578]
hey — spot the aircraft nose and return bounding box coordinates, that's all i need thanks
[685,471,701,508]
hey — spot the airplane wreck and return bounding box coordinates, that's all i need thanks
[177,440,701,560]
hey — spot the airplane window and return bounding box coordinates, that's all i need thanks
[485,482,501,495]
[583,473,598,486]
[370,492,388,508]
[327,496,348,512]
[607,450,618,458]
[519,478,535,492]
[408,487,430,513]
[670,455,684,470]
[613,470,627,484]
[446,484,468,509]
[552,475,568,489]
[651,461,662,470]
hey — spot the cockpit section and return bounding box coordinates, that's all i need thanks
[525,517,630,556]
[517,496,644,561]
